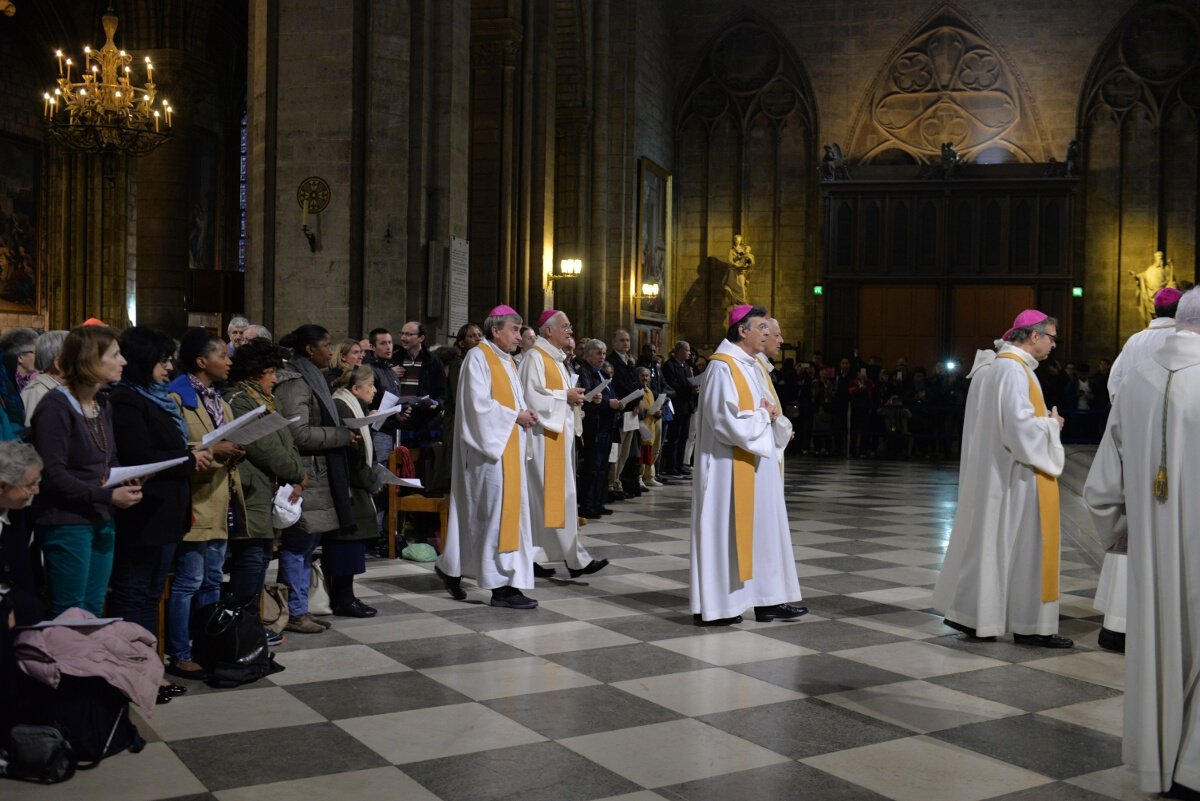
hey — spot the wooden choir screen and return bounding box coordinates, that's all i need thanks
[949,285,1035,364]
[857,285,940,371]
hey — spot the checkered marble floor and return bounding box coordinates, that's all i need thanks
[12,458,1154,801]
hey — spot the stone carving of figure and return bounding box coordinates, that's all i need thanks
[819,143,850,181]
[725,234,755,307]
[1065,139,1080,177]
[1130,250,1178,325]
[940,142,961,178]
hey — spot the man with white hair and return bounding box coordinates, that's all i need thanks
[933,309,1070,647]
[690,305,806,626]
[227,315,250,354]
[518,310,607,579]
[1092,286,1182,652]
[436,305,541,609]
[1084,287,1200,796]
[759,318,794,462]
[243,324,272,343]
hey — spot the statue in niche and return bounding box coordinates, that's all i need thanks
[819,144,850,181]
[940,142,961,178]
[1130,250,1178,325]
[1065,139,1080,177]
[724,234,755,307]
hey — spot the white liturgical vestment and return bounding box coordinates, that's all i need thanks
[689,340,801,621]
[437,340,534,590]
[1084,330,1200,794]
[932,343,1064,638]
[517,336,591,569]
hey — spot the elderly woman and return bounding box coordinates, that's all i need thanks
[21,330,68,426]
[0,441,44,733]
[329,365,383,617]
[225,338,306,628]
[0,327,39,393]
[577,339,622,518]
[274,324,360,633]
[31,326,142,616]
[165,329,247,679]
[326,338,365,386]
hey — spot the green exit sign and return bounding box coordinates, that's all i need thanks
[1072,286,1084,298]
[813,285,824,296]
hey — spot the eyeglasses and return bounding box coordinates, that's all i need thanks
[1036,331,1059,343]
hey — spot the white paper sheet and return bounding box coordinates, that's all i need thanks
[344,408,402,428]
[647,393,668,414]
[103,457,190,488]
[687,375,702,387]
[224,413,301,446]
[201,404,267,446]
[583,378,611,402]
[622,411,640,432]
[373,464,423,488]
[618,389,644,405]
[20,617,124,629]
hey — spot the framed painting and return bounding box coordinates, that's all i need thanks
[0,133,41,313]
[636,157,671,322]
[188,130,218,270]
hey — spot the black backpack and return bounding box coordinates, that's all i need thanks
[16,675,145,766]
[191,596,284,688]
[2,724,77,783]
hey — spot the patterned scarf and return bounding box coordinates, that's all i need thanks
[236,379,278,414]
[187,373,226,428]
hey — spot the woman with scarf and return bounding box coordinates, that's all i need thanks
[329,365,383,617]
[110,327,213,702]
[165,329,248,679]
[226,338,307,639]
[274,325,360,633]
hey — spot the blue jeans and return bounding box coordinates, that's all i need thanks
[228,539,273,601]
[108,539,177,636]
[278,531,322,616]
[167,539,227,663]
[38,521,116,617]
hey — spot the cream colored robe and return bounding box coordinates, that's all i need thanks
[689,340,801,621]
[437,340,534,590]
[1084,330,1200,794]
[932,344,1065,638]
[517,336,591,569]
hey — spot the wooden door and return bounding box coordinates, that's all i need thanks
[950,285,1035,363]
[857,285,940,370]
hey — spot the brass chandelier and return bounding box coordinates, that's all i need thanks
[41,7,174,156]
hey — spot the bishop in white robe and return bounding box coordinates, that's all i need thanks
[690,305,805,626]
[932,309,1070,646]
[1093,286,1182,650]
[436,306,541,609]
[1083,292,1200,795]
[517,311,607,578]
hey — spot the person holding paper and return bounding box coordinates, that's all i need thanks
[690,305,806,626]
[637,366,662,487]
[577,339,622,519]
[518,311,607,580]
[226,338,307,635]
[275,325,362,633]
[109,328,211,686]
[607,329,642,499]
[661,341,697,477]
[329,365,385,617]
[31,325,142,618]
[435,306,540,608]
[165,329,249,678]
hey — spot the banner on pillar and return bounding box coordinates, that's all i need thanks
[448,235,470,336]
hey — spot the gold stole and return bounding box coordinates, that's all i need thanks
[533,345,567,528]
[758,361,784,477]
[997,352,1060,602]
[708,354,757,582]
[478,343,522,553]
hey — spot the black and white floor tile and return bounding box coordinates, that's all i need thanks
[11,459,1153,801]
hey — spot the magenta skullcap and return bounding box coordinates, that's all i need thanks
[537,309,562,328]
[488,305,519,318]
[1003,309,1049,340]
[728,304,756,327]
[1154,287,1183,308]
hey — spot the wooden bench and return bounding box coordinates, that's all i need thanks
[385,447,449,558]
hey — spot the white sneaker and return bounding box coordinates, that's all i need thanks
[638,481,651,491]
[644,478,663,487]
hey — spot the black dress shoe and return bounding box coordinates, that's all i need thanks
[1097,627,1126,653]
[598,507,614,515]
[567,558,609,578]
[490,586,538,609]
[156,689,172,705]
[754,603,809,622]
[943,618,996,641]
[608,490,626,502]
[582,508,603,519]
[436,565,467,600]
[159,683,188,698]
[693,613,742,627]
[333,598,378,618]
[533,563,557,578]
[1013,632,1074,648]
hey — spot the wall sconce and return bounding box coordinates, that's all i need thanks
[639,282,660,299]
[549,258,583,282]
[297,176,331,254]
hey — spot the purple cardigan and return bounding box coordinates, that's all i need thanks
[31,387,120,527]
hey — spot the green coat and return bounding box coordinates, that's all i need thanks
[226,388,306,541]
[334,397,383,541]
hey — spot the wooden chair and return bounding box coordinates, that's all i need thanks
[385,447,449,558]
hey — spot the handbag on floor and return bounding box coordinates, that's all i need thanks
[260,582,290,634]
[308,561,332,616]
[191,596,284,688]
[1,724,77,783]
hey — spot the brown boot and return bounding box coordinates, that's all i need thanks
[285,614,325,634]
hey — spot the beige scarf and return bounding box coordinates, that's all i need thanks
[333,387,374,466]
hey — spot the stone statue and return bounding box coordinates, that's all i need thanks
[940,142,961,178]
[1130,250,1178,325]
[724,234,755,307]
[1065,139,1080,177]
[819,143,850,181]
